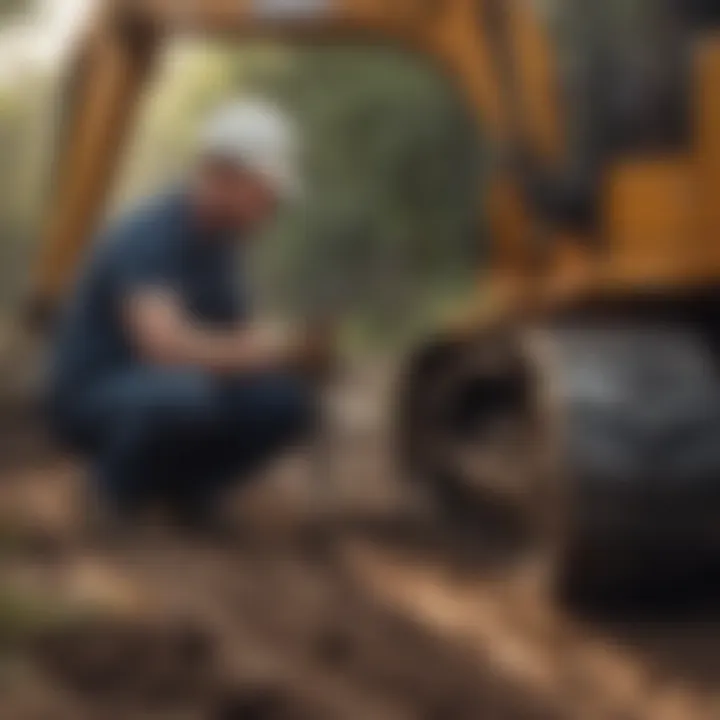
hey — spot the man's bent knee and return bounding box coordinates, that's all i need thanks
[121,370,221,442]
[224,374,318,445]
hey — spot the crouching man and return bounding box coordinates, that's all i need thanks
[47,99,323,530]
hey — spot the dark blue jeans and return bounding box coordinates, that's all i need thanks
[50,370,316,514]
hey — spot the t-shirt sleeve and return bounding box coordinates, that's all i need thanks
[110,219,181,297]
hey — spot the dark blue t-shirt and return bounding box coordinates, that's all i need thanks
[49,190,246,406]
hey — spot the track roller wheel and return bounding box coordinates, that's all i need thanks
[396,332,542,529]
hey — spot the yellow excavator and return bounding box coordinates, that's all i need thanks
[30,0,720,600]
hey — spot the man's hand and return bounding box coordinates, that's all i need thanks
[234,321,338,379]
[289,322,338,381]
[239,323,299,369]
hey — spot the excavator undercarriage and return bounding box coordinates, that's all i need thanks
[399,291,720,601]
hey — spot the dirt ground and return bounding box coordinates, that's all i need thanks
[2,368,720,720]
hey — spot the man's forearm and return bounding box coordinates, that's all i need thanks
[124,292,302,374]
[125,292,291,374]
[167,325,285,375]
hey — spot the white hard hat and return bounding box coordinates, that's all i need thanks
[198,98,301,200]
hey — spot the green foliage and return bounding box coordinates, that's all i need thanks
[242,46,483,345]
